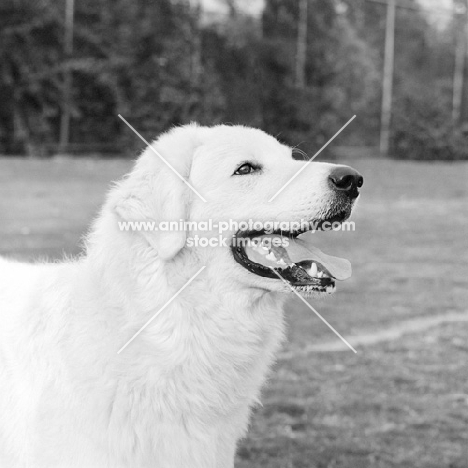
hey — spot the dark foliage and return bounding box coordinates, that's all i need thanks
[0,0,466,159]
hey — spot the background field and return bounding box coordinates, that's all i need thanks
[1,157,467,467]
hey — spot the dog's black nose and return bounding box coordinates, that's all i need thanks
[328,166,363,198]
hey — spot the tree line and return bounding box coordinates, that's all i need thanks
[0,0,466,159]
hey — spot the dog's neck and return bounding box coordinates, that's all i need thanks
[78,203,287,458]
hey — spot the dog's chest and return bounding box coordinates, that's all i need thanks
[120,298,285,419]
[105,295,286,465]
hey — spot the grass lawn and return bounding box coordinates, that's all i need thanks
[1,156,467,467]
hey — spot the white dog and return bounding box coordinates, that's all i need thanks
[0,124,362,468]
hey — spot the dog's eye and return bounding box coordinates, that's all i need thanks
[233,163,260,176]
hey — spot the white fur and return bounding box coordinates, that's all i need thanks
[0,125,347,468]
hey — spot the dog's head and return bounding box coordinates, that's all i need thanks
[113,124,363,298]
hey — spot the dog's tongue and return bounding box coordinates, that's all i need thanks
[285,236,352,280]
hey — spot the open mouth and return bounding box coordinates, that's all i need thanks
[231,211,352,295]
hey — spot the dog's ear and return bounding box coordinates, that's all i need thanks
[114,127,201,260]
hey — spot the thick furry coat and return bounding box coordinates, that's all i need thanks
[0,125,349,467]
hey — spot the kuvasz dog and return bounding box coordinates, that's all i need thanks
[0,124,363,468]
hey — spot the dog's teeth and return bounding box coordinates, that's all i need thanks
[253,242,269,255]
[265,252,277,261]
[277,258,286,266]
[326,285,334,293]
[257,246,268,255]
[317,271,323,278]
[309,262,318,277]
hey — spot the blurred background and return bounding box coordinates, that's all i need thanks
[1,1,468,467]
[3,0,468,159]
